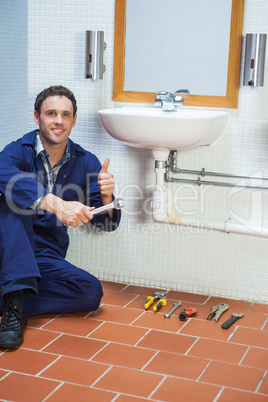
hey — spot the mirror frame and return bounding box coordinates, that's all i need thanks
[113,0,245,108]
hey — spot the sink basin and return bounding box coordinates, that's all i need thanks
[98,107,229,160]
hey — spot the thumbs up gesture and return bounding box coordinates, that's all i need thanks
[98,158,115,201]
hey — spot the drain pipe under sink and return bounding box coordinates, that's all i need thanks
[151,160,168,221]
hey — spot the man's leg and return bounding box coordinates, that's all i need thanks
[0,199,40,348]
[24,255,103,316]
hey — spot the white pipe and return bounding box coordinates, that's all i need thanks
[152,168,268,238]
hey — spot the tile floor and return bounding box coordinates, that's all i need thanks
[0,281,268,401]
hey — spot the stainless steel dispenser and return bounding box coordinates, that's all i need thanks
[85,31,106,81]
[243,33,267,87]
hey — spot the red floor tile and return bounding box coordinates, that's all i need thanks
[205,297,252,312]
[137,329,196,354]
[89,321,148,345]
[242,347,268,370]
[0,348,57,375]
[95,365,163,398]
[133,311,184,333]
[145,351,208,380]
[20,327,60,351]
[166,290,209,304]
[0,372,59,402]
[46,382,116,401]
[42,356,110,386]
[121,285,166,296]
[101,289,137,307]
[101,280,128,292]
[43,333,107,359]
[153,376,221,402]
[179,319,230,341]
[116,396,149,402]
[230,327,268,348]
[250,303,268,314]
[188,338,247,364]
[200,360,264,391]
[218,388,268,401]
[258,373,268,395]
[89,305,143,324]
[41,314,102,336]
[27,314,58,328]
[92,343,156,369]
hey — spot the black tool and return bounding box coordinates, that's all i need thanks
[221,312,244,329]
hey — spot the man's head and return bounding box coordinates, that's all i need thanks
[34,85,77,117]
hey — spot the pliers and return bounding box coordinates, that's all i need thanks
[144,292,167,312]
[206,302,229,322]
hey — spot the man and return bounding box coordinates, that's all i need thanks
[0,85,121,349]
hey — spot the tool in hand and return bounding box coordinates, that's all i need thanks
[179,307,197,321]
[164,301,182,318]
[144,292,167,312]
[91,197,124,215]
[206,302,229,322]
[221,312,244,329]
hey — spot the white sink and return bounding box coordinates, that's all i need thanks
[98,107,229,160]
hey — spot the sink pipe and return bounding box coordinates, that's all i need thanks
[151,155,268,238]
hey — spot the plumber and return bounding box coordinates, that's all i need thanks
[0,85,121,349]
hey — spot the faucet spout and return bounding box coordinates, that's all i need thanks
[155,91,184,111]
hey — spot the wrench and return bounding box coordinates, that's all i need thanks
[91,197,124,215]
[221,312,244,329]
[164,301,182,318]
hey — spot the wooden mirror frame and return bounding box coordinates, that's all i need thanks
[113,0,245,108]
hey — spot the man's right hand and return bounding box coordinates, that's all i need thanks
[40,193,95,227]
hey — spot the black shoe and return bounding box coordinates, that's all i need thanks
[0,301,28,349]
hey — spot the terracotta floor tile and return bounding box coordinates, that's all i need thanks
[101,289,137,307]
[153,376,221,402]
[95,365,163,398]
[230,327,268,348]
[250,303,268,314]
[0,348,57,375]
[93,343,156,369]
[179,319,230,341]
[43,334,107,359]
[133,311,184,333]
[205,297,251,312]
[41,314,102,336]
[0,369,7,379]
[166,290,209,304]
[242,347,268,370]
[101,280,128,291]
[200,360,264,392]
[145,351,208,380]
[188,338,247,364]
[46,383,116,402]
[90,305,143,324]
[42,356,109,386]
[259,372,268,395]
[20,327,60,350]
[27,314,58,328]
[0,372,59,402]
[219,388,268,401]
[137,329,196,354]
[116,396,149,402]
[122,285,167,296]
[89,322,148,345]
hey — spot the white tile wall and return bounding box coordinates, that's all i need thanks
[27,0,268,302]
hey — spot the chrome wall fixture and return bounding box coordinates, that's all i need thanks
[85,31,106,81]
[243,33,267,87]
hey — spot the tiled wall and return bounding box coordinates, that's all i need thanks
[26,0,268,302]
[0,0,28,149]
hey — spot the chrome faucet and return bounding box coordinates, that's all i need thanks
[155,91,184,112]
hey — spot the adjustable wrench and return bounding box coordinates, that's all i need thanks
[221,312,244,329]
[164,301,182,318]
[91,197,124,215]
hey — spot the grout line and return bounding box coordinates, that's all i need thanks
[42,382,64,402]
[213,387,225,402]
[140,350,159,371]
[85,320,106,338]
[196,360,212,382]
[184,337,200,355]
[90,365,113,388]
[225,325,239,342]
[36,355,62,377]
[148,375,167,400]
[260,317,268,330]
[39,333,64,352]
[134,328,151,347]
[254,370,268,394]
[238,345,251,365]
[88,341,110,361]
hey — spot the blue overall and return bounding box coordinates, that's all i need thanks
[0,130,121,316]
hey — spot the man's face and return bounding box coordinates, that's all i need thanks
[34,95,77,148]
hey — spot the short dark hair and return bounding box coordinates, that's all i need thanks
[34,85,77,116]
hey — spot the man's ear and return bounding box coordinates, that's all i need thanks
[33,110,40,125]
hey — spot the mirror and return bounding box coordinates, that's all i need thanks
[113,0,245,108]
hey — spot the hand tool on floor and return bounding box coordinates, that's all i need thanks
[91,197,124,215]
[206,302,229,322]
[144,292,167,312]
[164,301,182,318]
[221,312,244,329]
[179,307,197,321]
